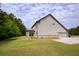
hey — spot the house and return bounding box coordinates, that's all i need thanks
[31,14,69,39]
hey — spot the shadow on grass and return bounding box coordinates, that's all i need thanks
[0,37,17,46]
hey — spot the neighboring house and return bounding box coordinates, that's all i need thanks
[31,14,69,38]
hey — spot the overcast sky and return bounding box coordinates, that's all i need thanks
[1,3,79,29]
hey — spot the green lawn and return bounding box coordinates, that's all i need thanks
[0,36,79,56]
[71,35,79,38]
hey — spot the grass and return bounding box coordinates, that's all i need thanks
[71,35,79,38]
[0,36,79,56]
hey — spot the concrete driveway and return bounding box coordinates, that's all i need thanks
[54,37,79,44]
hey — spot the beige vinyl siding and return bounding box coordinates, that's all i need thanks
[32,15,68,37]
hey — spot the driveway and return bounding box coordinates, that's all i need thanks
[54,37,79,44]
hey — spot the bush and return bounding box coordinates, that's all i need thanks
[68,26,79,35]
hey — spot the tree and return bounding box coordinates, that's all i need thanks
[68,26,79,35]
[0,9,27,40]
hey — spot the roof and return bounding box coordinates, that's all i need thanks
[31,14,68,32]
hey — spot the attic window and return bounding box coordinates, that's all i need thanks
[52,23,55,25]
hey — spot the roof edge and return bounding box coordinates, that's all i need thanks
[31,14,51,28]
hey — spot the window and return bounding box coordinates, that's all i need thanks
[52,23,55,25]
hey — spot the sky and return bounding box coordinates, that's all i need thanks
[0,3,79,29]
